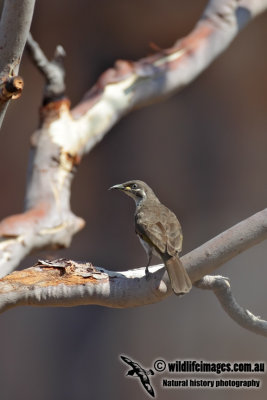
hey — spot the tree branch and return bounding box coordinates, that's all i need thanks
[70,0,267,148]
[0,208,266,338]
[195,275,267,337]
[26,32,66,103]
[0,0,266,279]
[182,209,267,282]
[0,0,35,128]
[0,35,84,278]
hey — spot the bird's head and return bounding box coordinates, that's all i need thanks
[109,180,155,205]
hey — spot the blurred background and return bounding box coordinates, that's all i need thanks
[0,0,267,399]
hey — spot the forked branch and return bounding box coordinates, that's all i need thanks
[0,208,266,339]
[195,276,267,337]
[26,32,66,102]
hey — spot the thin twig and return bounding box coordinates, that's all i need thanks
[195,276,267,337]
[26,33,66,102]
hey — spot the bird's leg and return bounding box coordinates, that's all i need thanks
[145,250,152,280]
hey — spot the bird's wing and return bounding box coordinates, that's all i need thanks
[165,213,183,255]
[121,356,141,372]
[144,383,155,397]
[137,218,167,254]
[121,356,135,367]
[139,374,155,397]
[137,204,182,256]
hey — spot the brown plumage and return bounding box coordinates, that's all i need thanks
[110,180,192,295]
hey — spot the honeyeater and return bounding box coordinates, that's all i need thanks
[109,180,192,295]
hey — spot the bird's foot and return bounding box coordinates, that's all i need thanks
[145,266,150,280]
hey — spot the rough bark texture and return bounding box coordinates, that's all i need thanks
[0,208,266,338]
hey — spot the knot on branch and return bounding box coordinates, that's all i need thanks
[40,97,71,122]
[0,76,24,101]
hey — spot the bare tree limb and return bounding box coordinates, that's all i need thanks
[26,32,66,103]
[0,0,266,279]
[0,36,84,278]
[195,276,267,337]
[0,208,266,339]
[0,0,35,128]
[70,0,267,148]
[182,208,267,282]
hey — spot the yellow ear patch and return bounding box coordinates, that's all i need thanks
[125,186,131,190]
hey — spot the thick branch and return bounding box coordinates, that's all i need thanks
[0,39,82,278]
[0,0,35,127]
[0,208,266,333]
[70,0,267,154]
[195,275,267,337]
[182,208,267,282]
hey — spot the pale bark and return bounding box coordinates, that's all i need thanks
[0,209,266,338]
[195,276,267,337]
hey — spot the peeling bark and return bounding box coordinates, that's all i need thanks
[0,208,266,339]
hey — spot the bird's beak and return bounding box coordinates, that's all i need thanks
[109,183,125,191]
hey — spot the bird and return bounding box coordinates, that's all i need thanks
[109,180,192,295]
[120,355,155,397]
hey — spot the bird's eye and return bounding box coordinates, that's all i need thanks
[132,183,138,190]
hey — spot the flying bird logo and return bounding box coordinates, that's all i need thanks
[120,355,155,397]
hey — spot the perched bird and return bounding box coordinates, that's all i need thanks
[109,180,192,295]
[120,355,155,397]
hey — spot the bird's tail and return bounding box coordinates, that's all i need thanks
[165,256,192,295]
